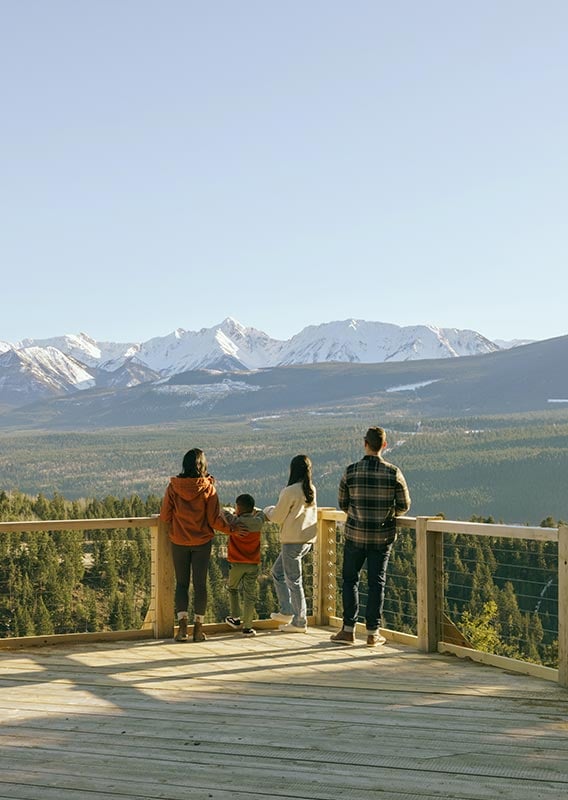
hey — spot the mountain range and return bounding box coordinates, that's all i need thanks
[0,317,567,430]
[0,317,500,407]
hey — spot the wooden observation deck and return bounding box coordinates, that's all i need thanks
[1,512,567,798]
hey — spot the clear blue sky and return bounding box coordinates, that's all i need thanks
[1,1,567,344]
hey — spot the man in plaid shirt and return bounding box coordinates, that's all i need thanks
[331,426,411,647]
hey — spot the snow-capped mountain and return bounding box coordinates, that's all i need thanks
[0,346,94,404]
[129,318,283,375]
[0,317,505,408]
[95,360,162,389]
[133,318,498,370]
[18,333,139,369]
[494,338,535,350]
[13,317,500,377]
[276,320,498,364]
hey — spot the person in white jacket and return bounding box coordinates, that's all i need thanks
[264,454,317,633]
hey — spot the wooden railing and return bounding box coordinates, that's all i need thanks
[1,512,567,687]
[315,510,568,688]
[0,516,162,647]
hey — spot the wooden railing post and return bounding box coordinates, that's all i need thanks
[416,516,443,652]
[313,510,337,627]
[153,520,175,639]
[558,524,568,688]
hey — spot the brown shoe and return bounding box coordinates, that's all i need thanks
[367,633,386,647]
[330,628,355,645]
[192,620,207,642]
[175,617,188,642]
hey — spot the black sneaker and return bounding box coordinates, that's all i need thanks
[242,628,257,637]
[225,616,242,629]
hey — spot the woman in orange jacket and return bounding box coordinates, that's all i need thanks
[159,448,232,642]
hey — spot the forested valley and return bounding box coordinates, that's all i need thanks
[2,408,568,524]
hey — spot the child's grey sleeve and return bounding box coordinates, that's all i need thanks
[221,508,239,526]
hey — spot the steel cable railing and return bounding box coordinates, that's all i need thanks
[441,534,558,667]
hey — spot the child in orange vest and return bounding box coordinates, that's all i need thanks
[220,494,266,637]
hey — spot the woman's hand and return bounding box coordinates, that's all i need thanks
[234,521,250,538]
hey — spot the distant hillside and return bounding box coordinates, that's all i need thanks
[0,335,567,431]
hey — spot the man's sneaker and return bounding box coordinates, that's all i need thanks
[330,628,356,645]
[225,616,242,629]
[270,612,293,624]
[279,623,307,633]
[242,628,257,637]
[367,633,387,647]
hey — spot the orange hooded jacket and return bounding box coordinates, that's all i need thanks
[159,476,233,546]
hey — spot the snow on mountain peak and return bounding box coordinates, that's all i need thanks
[0,345,95,394]
[277,319,499,366]
[2,318,504,399]
[220,316,245,333]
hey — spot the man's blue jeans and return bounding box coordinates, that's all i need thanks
[271,542,312,627]
[342,538,393,632]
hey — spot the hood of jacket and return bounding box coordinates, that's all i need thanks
[168,476,215,502]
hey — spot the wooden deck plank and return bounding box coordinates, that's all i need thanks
[2,691,566,738]
[3,677,566,731]
[2,724,568,778]
[1,628,567,800]
[2,709,568,762]
[3,643,566,695]
[1,751,568,800]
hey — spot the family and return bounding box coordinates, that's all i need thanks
[158,426,411,646]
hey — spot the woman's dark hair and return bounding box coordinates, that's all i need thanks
[179,448,208,478]
[287,454,315,505]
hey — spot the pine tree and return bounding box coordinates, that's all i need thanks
[34,596,55,635]
[109,593,125,630]
[13,607,35,637]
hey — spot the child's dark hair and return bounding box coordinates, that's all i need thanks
[287,454,315,505]
[236,493,255,513]
[179,448,208,478]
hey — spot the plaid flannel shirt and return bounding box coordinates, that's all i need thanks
[338,455,411,546]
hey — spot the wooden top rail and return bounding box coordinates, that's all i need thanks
[0,516,159,534]
[426,517,558,542]
[1,513,557,543]
[318,508,558,543]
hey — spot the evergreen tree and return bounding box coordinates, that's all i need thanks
[34,596,55,635]
[109,593,125,630]
[13,606,35,637]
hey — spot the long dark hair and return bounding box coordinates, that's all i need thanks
[287,454,315,505]
[178,448,208,478]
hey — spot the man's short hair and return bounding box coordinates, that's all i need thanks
[236,493,255,513]
[365,426,386,452]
